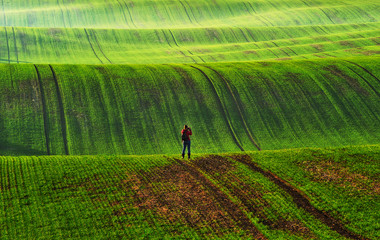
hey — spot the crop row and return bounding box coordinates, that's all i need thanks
[1,145,377,239]
[0,0,378,29]
[0,23,378,64]
[0,57,378,155]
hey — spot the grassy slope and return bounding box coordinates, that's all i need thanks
[0,57,379,155]
[0,23,378,64]
[1,0,379,28]
[0,145,378,239]
[0,0,378,64]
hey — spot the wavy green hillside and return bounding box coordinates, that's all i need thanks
[0,23,378,64]
[0,57,379,155]
[1,0,379,28]
[1,145,378,239]
[0,1,379,239]
[0,1,378,155]
[0,0,378,64]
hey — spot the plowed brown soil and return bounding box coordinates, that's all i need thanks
[230,154,370,240]
[118,158,266,238]
[300,160,380,195]
[192,155,314,238]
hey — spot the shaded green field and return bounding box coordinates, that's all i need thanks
[0,57,379,155]
[0,23,378,64]
[1,0,379,29]
[0,0,378,64]
[0,145,378,239]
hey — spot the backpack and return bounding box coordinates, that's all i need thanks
[181,131,188,141]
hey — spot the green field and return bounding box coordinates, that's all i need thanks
[0,145,379,239]
[0,0,379,239]
[0,57,379,155]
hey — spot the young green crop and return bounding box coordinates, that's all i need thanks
[0,145,377,239]
[0,57,378,156]
[1,0,379,29]
[0,23,378,64]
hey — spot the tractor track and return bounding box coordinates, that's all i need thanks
[181,0,200,26]
[121,0,136,28]
[319,8,335,24]
[91,29,112,64]
[178,0,193,24]
[344,65,380,99]
[34,65,51,155]
[189,65,244,151]
[115,0,130,27]
[84,28,104,64]
[231,154,370,240]
[4,27,10,63]
[49,65,69,155]
[201,65,262,151]
[12,27,19,63]
[162,29,196,62]
[172,158,267,239]
[56,0,66,28]
[344,60,380,85]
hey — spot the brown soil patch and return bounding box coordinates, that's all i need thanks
[299,160,380,195]
[359,50,380,56]
[112,159,265,238]
[339,41,356,48]
[124,165,234,234]
[190,155,314,238]
[311,44,324,52]
[243,50,258,55]
[324,65,370,96]
[276,57,292,61]
[230,154,369,240]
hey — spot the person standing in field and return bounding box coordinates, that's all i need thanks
[181,125,192,159]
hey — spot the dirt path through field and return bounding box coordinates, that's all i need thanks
[230,154,369,240]
[172,158,267,239]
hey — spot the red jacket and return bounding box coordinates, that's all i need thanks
[181,129,192,141]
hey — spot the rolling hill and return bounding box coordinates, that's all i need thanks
[0,0,379,239]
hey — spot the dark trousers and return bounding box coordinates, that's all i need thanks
[182,140,191,155]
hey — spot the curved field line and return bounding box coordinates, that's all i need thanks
[229,28,241,42]
[4,27,10,63]
[181,0,201,26]
[267,48,280,58]
[244,27,258,42]
[168,29,180,47]
[115,0,130,27]
[300,0,311,7]
[246,63,301,144]
[1,0,6,26]
[172,158,266,239]
[244,2,270,26]
[34,65,50,155]
[83,28,104,64]
[343,60,380,85]
[202,65,262,151]
[56,0,66,28]
[231,154,370,240]
[121,0,136,28]
[240,27,255,43]
[162,30,196,62]
[187,49,206,63]
[344,65,380,99]
[189,65,244,151]
[49,65,69,155]
[11,27,18,64]
[287,47,297,55]
[178,0,193,24]
[91,29,112,64]
[319,8,335,24]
